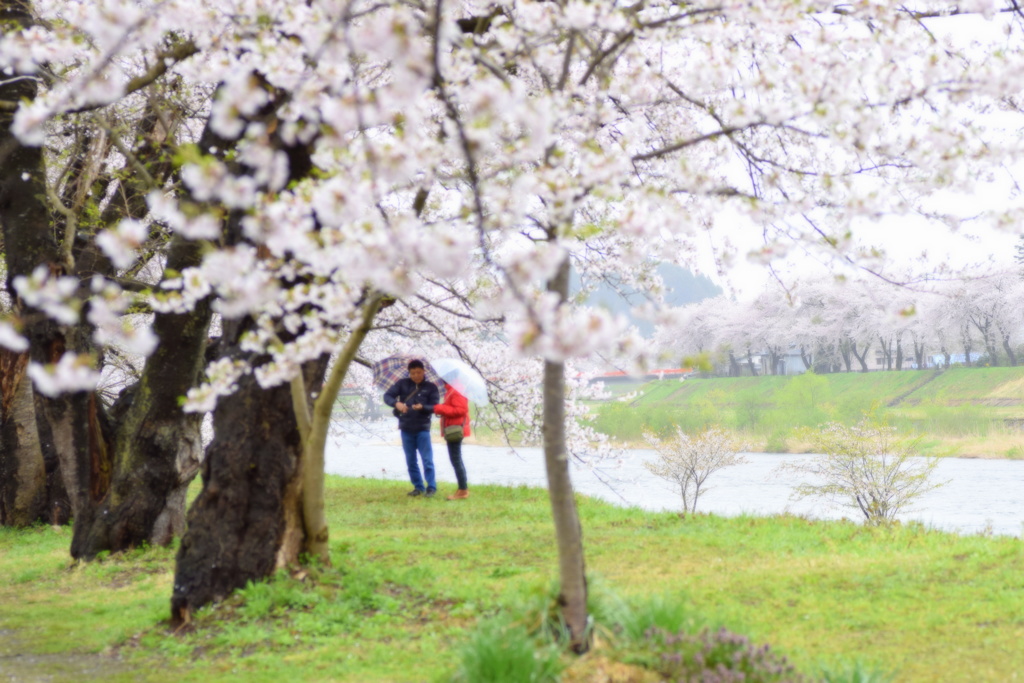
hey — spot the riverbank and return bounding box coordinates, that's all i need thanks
[1,477,1022,681]
[589,366,1024,458]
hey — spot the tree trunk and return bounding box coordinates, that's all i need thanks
[168,86,329,623]
[299,294,383,564]
[745,349,758,376]
[878,336,892,370]
[170,327,329,625]
[799,345,813,373]
[728,351,741,377]
[961,329,973,367]
[0,32,96,526]
[895,336,904,371]
[70,239,212,558]
[839,339,853,373]
[0,350,60,525]
[851,341,871,373]
[171,357,303,625]
[1001,333,1018,367]
[972,318,998,366]
[543,257,589,654]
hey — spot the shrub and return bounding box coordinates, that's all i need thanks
[643,426,747,515]
[783,417,944,525]
[453,619,562,683]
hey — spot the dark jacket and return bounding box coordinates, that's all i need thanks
[383,378,439,432]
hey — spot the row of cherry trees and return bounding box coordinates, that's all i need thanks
[656,269,1024,375]
[3,0,1024,651]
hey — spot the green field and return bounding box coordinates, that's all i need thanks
[2,477,1022,682]
[592,367,1024,457]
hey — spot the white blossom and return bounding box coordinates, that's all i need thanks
[0,321,28,352]
[96,218,147,269]
[28,353,101,397]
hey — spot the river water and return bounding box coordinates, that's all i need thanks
[325,421,1024,538]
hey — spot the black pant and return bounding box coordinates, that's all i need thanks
[446,439,468,490]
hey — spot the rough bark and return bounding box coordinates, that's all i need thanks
[169,81,325,624]
[0,8,90,526]
[170,342,328,625]
[70,240,212,558]
[543,256,589,654]
[0,351,47,525]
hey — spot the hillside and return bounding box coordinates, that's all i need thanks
[592,367,1024,458]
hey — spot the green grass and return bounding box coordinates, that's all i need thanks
[593,367,1024,456]
[1,477,1022,681]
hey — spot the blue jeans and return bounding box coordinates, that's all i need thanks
[401,430,435,492]
[446,439,468,490]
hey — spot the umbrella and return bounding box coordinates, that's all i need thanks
[371,354,443,394]
[432,358,489,405]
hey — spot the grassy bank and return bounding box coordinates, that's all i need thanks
[2,477,1022,681]
[592,367,1024,457]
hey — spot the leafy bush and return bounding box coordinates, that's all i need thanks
[784,418,943,525]
[634,626,806,682]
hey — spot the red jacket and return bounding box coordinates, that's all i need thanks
[433,385,471,438]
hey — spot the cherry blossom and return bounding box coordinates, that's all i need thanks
[27,353,101,397]
[2,0,1023,428]
[0,321,28,352]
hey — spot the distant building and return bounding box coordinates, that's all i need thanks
[929,352,982,367]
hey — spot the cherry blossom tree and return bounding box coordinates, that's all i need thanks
[4,0,1024,646]
[783,418,943,525]
[961,270,1024,366]
[644,426,746,516]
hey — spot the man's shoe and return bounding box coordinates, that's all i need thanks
[425,489,437,498]
[446,489,469,500]
[407,489,424,497]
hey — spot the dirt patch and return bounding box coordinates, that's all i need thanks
[561,653,660,683]
[0,628,139,682]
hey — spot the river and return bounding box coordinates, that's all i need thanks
[325,422,1024,538]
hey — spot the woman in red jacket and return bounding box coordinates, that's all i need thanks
[433,382,471,500]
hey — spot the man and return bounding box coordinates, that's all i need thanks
[383,359,440,497]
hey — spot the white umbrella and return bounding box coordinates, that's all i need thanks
[432,358,489,405]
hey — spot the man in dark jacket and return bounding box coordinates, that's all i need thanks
[383,359,440,497]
